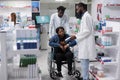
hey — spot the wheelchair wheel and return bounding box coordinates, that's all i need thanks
[50,71,57,79]
[74,70,81,79]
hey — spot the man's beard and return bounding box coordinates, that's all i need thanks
[77,12,83,19]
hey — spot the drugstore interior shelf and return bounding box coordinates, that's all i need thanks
[96,44,118,49]
[89,71,116,80]
[0,29,41,80]
[9,78,39,80]
[102,32,119,35]
[94,31,119,36]
[105,4,120,7]
[9,49,40,55]
[0,6,31,8]
[106,18,120,21]
[96,58,118,65]
[7,49,40,59]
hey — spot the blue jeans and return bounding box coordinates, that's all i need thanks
[81,59,89,80]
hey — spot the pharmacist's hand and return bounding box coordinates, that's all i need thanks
[70,35,76,40]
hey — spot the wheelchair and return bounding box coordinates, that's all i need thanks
[47,48,81,79]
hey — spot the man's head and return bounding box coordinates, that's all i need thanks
[57,6,66,18]
[56,27,65,37]
[76,2,87,14]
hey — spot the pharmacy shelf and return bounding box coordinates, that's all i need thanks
[105,4,120,7]
[96,58,118,65]
[9,78,40,80]
[7,49,40,59]
[9,49,39,55]
[0,31,41,80]
[102,32,119,35]
[95,31,119,36]
[0,6,31,8]
[96,44,118,49]
[89,71,116,80]
[106,18,120,21]
[94,31,101,36]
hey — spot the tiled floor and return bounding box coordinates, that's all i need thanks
[37,48,81,80]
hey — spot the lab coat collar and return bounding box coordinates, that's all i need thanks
[82,11,87,16]
[81,11,88,18]
[56,13,65,19]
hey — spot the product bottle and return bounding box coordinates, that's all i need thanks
[20,40,24,49]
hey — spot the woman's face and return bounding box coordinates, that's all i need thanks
[58,29,65,37]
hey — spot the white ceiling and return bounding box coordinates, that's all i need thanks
[1,0,89,4]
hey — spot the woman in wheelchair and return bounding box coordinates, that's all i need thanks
[49,27,77,77]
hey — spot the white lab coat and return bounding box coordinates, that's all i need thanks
[76,11,96,60]
[49,13,69,38]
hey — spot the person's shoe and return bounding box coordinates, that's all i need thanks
[68,71,73,76]
[57,72,63,77]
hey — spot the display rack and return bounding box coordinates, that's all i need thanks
[104,4,120,7]
[106,18,120,21]
[0,6,31,8]
[0,30,41,80]
[103,3,120,21]
[89,31,120,80]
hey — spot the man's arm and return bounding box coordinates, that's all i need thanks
[64,14,70,34]
[49,36,60,47]
[65,34,77,47]
[49,14,54,38]
[71,16,92,42]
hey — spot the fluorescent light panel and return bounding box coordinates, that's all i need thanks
[55,0,66,2]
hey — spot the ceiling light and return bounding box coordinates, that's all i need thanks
[55,0,66,2]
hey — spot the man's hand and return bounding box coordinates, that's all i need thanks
[64,44,69,50]
[60,41,66,46]
[60,45,65,51]
[70,35,76,40]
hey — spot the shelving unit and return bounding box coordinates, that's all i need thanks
[106,18,120,21]
[96,58,118,65]
[89,70,117,80]
[0,30,41,80]
[0,6,31,8]
[96,44,118,49]
[103,3,120,21]
[90,31,120,80]
[104,4,120,7]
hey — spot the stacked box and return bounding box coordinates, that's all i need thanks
[20,54,37,67]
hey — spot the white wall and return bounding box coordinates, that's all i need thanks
[40,3,75,17]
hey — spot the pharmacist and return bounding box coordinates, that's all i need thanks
[70,2,96,80]
[49,6,69,38]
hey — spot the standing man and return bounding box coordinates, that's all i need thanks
[70,2,96,80]
[49,6,69,38]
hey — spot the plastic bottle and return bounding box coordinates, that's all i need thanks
[20,40,24,49]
